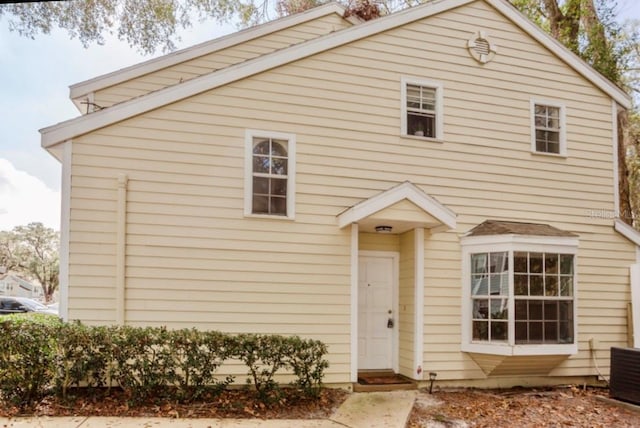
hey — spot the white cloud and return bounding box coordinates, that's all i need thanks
[0,158,60,232]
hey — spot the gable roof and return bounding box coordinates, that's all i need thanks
[68,2,357,109]
[42,0,632,152]
[337,181,457,230]
[465,220,577,237]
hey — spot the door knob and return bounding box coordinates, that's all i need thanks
[387,318,394,328]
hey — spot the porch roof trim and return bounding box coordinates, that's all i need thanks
[337,181,457,230]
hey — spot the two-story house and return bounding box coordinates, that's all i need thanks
[41,0,640,388]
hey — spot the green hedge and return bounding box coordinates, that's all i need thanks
[0,317,329,409]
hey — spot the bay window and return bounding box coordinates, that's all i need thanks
[462,226,578,356]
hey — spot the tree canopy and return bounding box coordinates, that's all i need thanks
[1,0,638,82]
[0,223,59,303]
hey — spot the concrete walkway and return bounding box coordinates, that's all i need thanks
[0,390,417,428]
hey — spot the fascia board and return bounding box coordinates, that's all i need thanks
[615,219,640,247]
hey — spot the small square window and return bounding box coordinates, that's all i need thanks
[531,100,566,156]
[401,78,443,140]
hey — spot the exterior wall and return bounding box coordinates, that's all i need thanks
[67,0,637,384]
[398,230,415,377]
[359,232,400,252]
[92,13,352,108]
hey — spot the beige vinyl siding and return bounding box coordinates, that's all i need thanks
[359,232,400,252]
[92,13,352,108]
[67,0,636,384]
[398,230,415,377]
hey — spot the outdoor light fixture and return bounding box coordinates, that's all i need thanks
[375,225,393,233]
[428,372,437,394]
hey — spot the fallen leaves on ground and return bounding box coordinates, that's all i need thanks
[0,388,348,420]
[407,386,640,427]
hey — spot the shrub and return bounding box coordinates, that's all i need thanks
[236,334,294,402]
[288,337,329,398]
[0,320,330,408]
[53,323,115,399]
[110,326,177,403]
[169,329,233,402]
[0,317,58,408]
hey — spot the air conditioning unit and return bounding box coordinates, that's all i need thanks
[610,347,640,405]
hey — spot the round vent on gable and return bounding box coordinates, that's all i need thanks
[468,31,497,64]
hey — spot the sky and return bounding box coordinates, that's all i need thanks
[1,1,640,232]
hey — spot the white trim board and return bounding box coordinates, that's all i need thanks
[615,219,640,247]
[58,141,72,321]
[612,100,621,215]
[42,0,631,150]
[68,2,355,102]
[413,227,425,379]
[350,224,359,382]
[631,264,640,348]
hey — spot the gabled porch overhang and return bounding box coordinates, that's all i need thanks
[337,181,457,233]
[338,181,457,383]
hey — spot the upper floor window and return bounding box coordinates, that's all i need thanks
[244,130,296,219]
[401,77,443,140]
[531,100,566,156]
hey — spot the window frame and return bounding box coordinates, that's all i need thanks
[401,77,444,141]
[530,99,567,157]
[244,129,296,220]
[461,234,578,356]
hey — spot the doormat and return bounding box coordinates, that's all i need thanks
[357,373,412,385]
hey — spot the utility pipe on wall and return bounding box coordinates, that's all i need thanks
[116,174,128,325]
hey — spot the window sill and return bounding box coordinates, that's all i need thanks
[530,150,567,159]
[244,213,295,221]
[400,134,444,143]
[462,342,577,356]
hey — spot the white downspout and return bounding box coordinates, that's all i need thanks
[115,174,128,325]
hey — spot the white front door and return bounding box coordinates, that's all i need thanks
[358,254,396,370]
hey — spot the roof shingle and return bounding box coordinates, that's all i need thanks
[466,220,578,237]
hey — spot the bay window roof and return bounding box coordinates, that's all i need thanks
[466,220,578,238]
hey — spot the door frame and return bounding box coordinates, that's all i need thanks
[357,250,400,374]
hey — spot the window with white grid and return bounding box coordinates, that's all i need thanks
[531,100,566,156]
[401,77,443,140]
[244,130,296,219]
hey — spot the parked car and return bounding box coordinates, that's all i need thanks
[0,296,58,316]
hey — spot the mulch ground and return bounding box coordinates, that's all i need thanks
[0,388,348,419]
[407,386,640,427]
